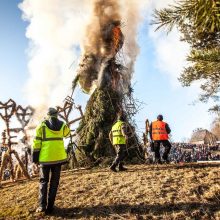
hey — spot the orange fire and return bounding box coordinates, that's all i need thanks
[112,26,122,52]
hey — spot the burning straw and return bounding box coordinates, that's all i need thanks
[74,0,145,165]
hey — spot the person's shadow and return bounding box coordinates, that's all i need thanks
[51,200,220,219]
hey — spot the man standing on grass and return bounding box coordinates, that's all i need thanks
[149,114,172,164]
[109,113,128,172]
[32,107,70,214]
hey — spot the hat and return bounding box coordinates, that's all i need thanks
[157,114,163,121]
[47,107,58,116]
[117,112,126,121]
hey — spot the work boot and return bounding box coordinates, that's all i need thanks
[119,166,128,171]
[118,163,128,171]
[45,206,54,215]
[155,159,162,164]
[163,159,170,164]
[36,206,46,213]
[109,165,117,172]
[162,155,170,164]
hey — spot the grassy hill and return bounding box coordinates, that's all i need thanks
[0,163,219,219]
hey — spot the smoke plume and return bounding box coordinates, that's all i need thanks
[76,0,148,94]
[20,0,148,119]
[19,0,92,119]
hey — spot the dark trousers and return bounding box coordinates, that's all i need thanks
[154,140,172,161]
[39,164,61,209]
[111,144,127,168]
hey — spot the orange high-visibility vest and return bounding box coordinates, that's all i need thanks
[152,121,168,141]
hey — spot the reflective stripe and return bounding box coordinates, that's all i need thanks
[43,138,63,141]
[152,132,166,134]
[33,148,40,152]
[39,158,67,165]
[42,126,46,140]
[34,136,42,140]
[42,126,63,141]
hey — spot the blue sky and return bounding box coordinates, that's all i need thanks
[0,0,28,104]
[0,0,214,142]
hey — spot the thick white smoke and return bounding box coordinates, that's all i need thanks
[19,0,92,119]
[120,0,149,84]
[20,0,182,121]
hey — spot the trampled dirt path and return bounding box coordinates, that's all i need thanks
[0,163,219,219]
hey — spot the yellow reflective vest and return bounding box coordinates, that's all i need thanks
[32,121,70,165]
[111,120,126,145]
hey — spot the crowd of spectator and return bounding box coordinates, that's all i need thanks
[168,143,220,163]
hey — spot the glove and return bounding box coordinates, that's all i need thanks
[150,141,155,152]
[32,151,40,163]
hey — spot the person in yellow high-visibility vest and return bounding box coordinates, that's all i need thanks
[109,113,128,172]
[32,107,70,214]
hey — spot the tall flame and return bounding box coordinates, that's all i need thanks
[112,26,122,52]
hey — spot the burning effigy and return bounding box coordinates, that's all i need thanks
[72,0,126,94]
[74,0,144,165]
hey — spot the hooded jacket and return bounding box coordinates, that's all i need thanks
[32,117,70,165]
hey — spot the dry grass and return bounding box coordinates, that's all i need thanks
[0,163,219,220]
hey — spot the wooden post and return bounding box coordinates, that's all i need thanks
[12,150,31,180]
